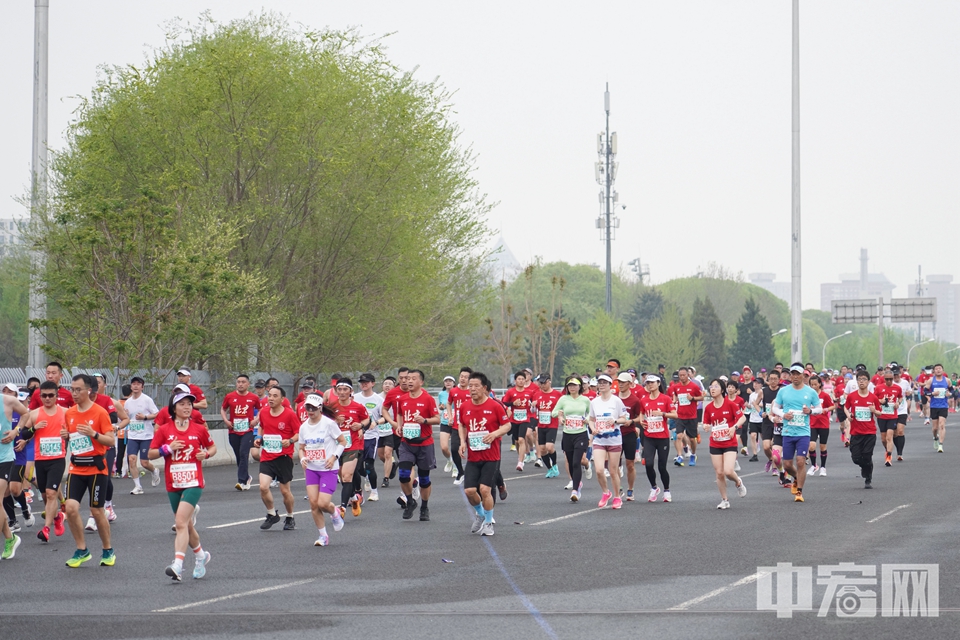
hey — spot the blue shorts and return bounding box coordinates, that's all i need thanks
[363,437,378,461]
[127,438,152,459]
[781,435,810,461]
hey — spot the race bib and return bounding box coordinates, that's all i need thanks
[343,432,352,448]
[513,408,528,422]
[711,423,732,441]
[128,421,145,434]
[169,462,199,489]
[402,423,421,439]
[468,430,490,451]
[743,406,753,414]
[262,434,283,454]
[934,388,946,399]
[646,415,664,433]
[595,416,615,435]
[377,422,393,436]
[303,444,326,461]
[233,418,250,433]
[565,416,585,430]
[881,403,895,415]
[787,413,808,428]
[39,436,63,458]
[69,433,94,455]
[854,406,872,422]
[538,411,552,425]
[677,393,690,406]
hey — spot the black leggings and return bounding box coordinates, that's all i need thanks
[105,447,116,502]
[450,430,464,478]
[561,431,589,490]
[115,439,126,475]
[642,438,671,490]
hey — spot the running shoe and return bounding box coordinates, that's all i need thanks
[510,444,516,452]
[737,481,747,498]
[192,504,200,527]
[516,462,524,472]
[896,455,903,462]
[368,489,380,501]
[534,458,543,468]
[2,535,21,560]
[471,513,485,533]
[740,447,747,456]
[193,551,211,578]
[397,495,407,508]
[165,564,182,581]
[564,480,574,490]
[734,460,741,472]
[85,517,97,532]
[402,499,418,520]
[819,467,827,476]
[37,526,50,543]
[639,457,645,466]
[151,469,162,487]
[790,482,798,495]
[283,516,296,531]
[584,464,593,479]
[689,454,696,467]
[611,497,623,510]
[453,476,464,486]
[924,418,931,425]
[696,434,701,444]
[749,454,759,462]
[444,460,453,473]
[419,506,430,522]
[864,479,872,489]
[260,512,281,530]
[626,489,635,501]
[23,511,34,527]
[674,456,684,467]
[717,500,730,510]
[106,506,117,522]
[8,520,19,534]
[381,479,390,488]
[938,445,944,453]
[648,487,661,503]
[662,491,672,503]
[794,493,805,503]
[54,512,65,537]
[130,486,144,495]
[570,490,579,502]
[314,534,330,547]
[498,486,508,501]
[598,491,612,508]
[331,510,345,532]
[452,467,459,478]
[350,497,362,518]
[479,521,495,536]
[362,477,372,493]
[412,483,421,501]
[389,463,398,480]
[270,479,279,488]
[66,548,92,568]
[99,548,116,566]
[235,482,243,491]
[810,465,819,475]
[885,453,892,467]
[764,460,772,473]
[603,468,610,478]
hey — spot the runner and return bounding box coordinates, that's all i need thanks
[588,374,629,510]
[438,376,456,475]
[746,378,764,462]
[925,364,953,452]
[87,374,127,529]
[254,386,299,531]
[617,372,642,499]
[892,366,911,461]
[445,368,472,485]
[16,381,66,543]
[2,384,33,533]
[149,390,214,580]
[668,367,703,467]
[297,394,346,546]
[123,376,161,495]
[773,364,822,503]
[459,372,511,537]
[221,374,260,490]
[501,371,536,471]
[174,368,208,409]
[380,369,410,487]
[700,378,746,510]
[532,373,562,479]
[874,369,903,466]
[725,379,746,470]
[333,378,369,517]
[845,370,882,489]
[0,389,30,558]
[356,373,384,501]
[29,362,74,410]
[62,374,116,567]
[638,375,677,503]
[553,376,592,501]
[759,370,785,481]
[807,374,834,476]
[394,370,440,521]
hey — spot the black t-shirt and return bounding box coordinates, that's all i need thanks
[761,386,780,427]
[738,381,754,404]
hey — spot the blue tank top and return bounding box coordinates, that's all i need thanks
[929,376,950,409]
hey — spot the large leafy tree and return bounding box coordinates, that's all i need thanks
[636,304,704,374]
[691,296,726,378]
[729,297,775,370]
[625,287,665,342]
[565,310,635,375]
[29,13,489,375]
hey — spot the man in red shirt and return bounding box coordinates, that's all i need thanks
[394,369,439,522]
[29,361,74,410]
[531,373,562,478]
[333,379,369,517]
[175,369,208,410]
[874,370,903,467]
[220,374,260,490]
[617,372,643,500]
[380,368,410,486]
[667,367,704,466]
[845,371,881,489]
[459,371,511,537]
[254,387,300,530]
[501,371,537,471]
[445,367,473,485]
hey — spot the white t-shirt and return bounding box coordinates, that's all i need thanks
[357,392,384,440]
[589,395,627,446]
[123,394,160,440]
[298,416,342,472]
[748,391,763,423]
[896,379,911,415]
[844,379,874,396]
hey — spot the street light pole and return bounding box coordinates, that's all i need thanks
[906,338,935,371]
[790,0,803,364]
[822,330,852,371]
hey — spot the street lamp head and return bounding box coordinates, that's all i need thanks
[843,330,852,336]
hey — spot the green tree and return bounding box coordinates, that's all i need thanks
[483,280,523,388]
[625,287,665,342]
[565,310,635,374]
[729,297,775,370]
[0,253,29,367]
[691,296,726,378]
[636,304,704,373]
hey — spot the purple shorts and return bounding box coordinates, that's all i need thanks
[305,468,339,495]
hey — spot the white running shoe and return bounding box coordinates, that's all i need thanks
[105,506,117,522]
[412,484,421,501]
[151,469,161,487]
[314,534,330,547]
[534,458,543,468]
[368,489,379,502]
[736,481,747,498]
[662,491,672,503]
[603,468,610,478]
[478,521,495,536]
[270,479,279,488]
[191,504,199,527]
[453,476,464,486]
[585,465,593,480]
[331,511,345,532]
[717,500,731,510]
[23,512,35,527]
[648,487,661,503]
[362,477,372,493]
[444,460,453,473]
[192,551,211,579]
[818,467,827,477]
[734,460,741,472]
[130,486,144,495]
[452,467,459,478]
[619,466,624,478]
[471,513,485,534]
[516,462,524,472]
[564,480,574,490]
[570,490,579,502]
[85,517,97,532]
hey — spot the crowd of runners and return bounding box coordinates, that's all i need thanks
[0,358,956,579]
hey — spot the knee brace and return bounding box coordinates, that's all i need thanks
[398,468,413,482]
[418,473,431,489]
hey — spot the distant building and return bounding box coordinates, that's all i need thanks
[0,218,23,257]
[820,249,895,312]
[909,275,959,345]
[485,234,521,282]
[748,273,790,307]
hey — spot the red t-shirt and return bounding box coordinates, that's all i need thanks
[383,387,407,422]
[531,389,562,429]
[728,395,746,414]
[501,386,537,424]
[639,393,674,439]
[832,377,846,401]
[584,389,597,400]
[630,384,648,400]
[871,374,885,388]
[811,391,834,429]
[845,392,880,435]
[150,421,214,492]
[618,393,643,435]
[221,391,258,434]
[258,407,300,460]
[667,381,701,420]
[337,401,369,451]
[459,397,509,462]
[30,387,74,410]
[447,387,470,426]
[702,399,742,449]
[32,406,67,460]
[92,394,117,415]
[259,395,292,411]
[397,390,438,446]
[155,407,206,427]
[874,383,902,420]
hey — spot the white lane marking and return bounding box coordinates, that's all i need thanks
[504,474,543,482]
[206,509,313,529]
[667,572,769,610]
[867,503,910,523]
[528,507,605,526]
[152,579,316,612]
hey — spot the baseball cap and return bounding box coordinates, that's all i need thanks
[304,394,323,408]
[789,364,804,373]
[300,380,315,389]
[91,372,104,380]
[172,391,196,405]
[589,377,599,386]
[254,379,266,389]
[731,371,740,376]
[130,376,145,385]
[617,372,632,383]
[173,383,191,394]
[626,368,637,375]
[2,382,19,394]
[359,373,376,383]
[742,365,752,372]
[644,375,660,383]
[535,373,551,382]
[177,368,191,376]
[596,374,613,384]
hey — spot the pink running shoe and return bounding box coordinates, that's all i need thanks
[597,491,612,508]
[611,497,623,510]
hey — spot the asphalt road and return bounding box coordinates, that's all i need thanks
[4,413,958,639]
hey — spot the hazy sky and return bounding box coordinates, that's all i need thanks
[2,1,957,308]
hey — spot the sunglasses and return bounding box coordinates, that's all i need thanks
[305,406,320,411]
[40,393,56,399]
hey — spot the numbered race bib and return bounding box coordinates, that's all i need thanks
[69,433,94,456]
[595,416,615,435]
[854,406,872,422]
[711,423,732,441]
[169,462,200,489]
[513,408,528,422]
[402,423,421,439]
[233,418,250,433]
[377,422,393,436]
[468,430,491,451]
[743,406,753,415]
[881,402,895,415]
[303,444,326,461]
[538,411,552,425]
[343,432,352,448]
[39,436,63,458]
[565,416,585,431]
[677,393,690,406]
[786,413,808,428]
[128,421,145,434]
[262,434,283,454]
[934,388,946,399]
[646,415,664,433]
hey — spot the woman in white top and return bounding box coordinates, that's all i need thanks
[298,395,347,547]
[588,375,630,510]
